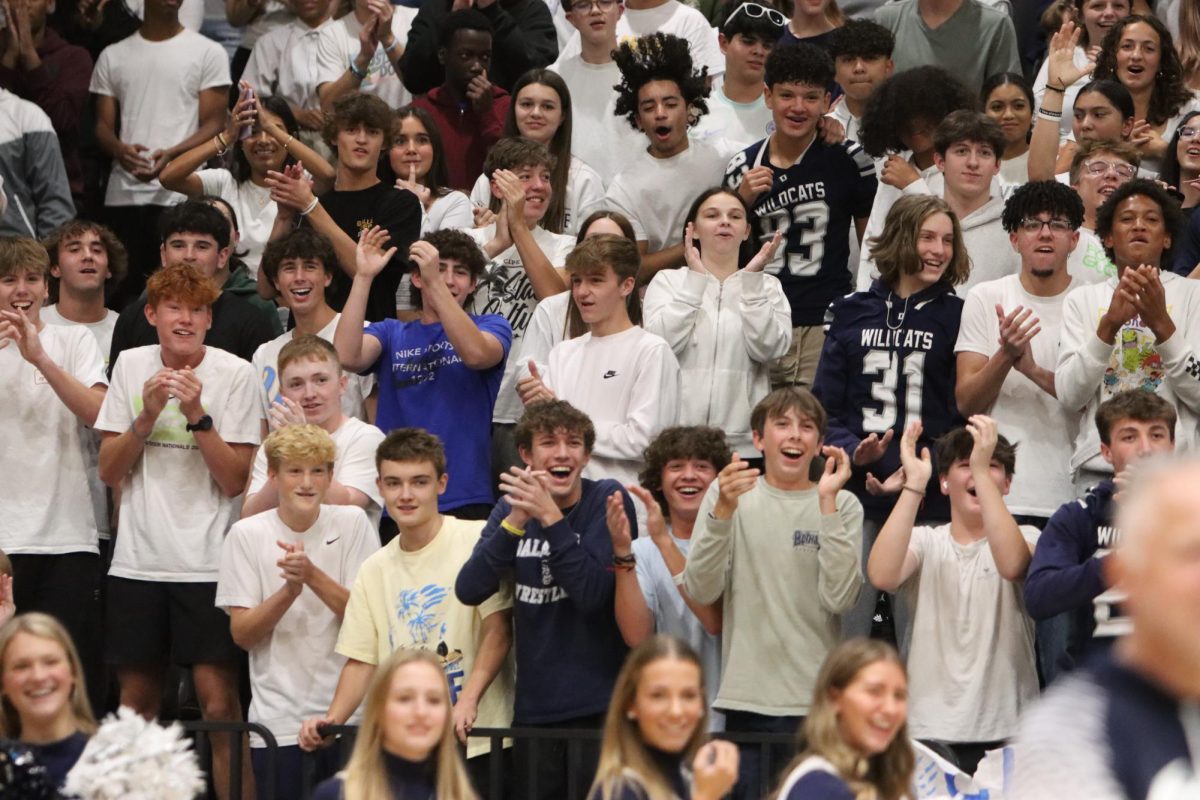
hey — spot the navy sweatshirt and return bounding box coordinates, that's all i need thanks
[1024,480,1121,669]
[812,280,964,522]
[455,479,636,724]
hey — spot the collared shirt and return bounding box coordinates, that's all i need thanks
[242,17,336,110]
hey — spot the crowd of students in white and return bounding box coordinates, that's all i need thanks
[5,0,1200,797]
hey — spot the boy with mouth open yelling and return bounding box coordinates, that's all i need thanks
[683,386,863,800]
[456,400,637,800]
[867,416,1039,775]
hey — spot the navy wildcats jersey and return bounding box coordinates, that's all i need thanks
[811,280,964,521]
[723,136,877,328]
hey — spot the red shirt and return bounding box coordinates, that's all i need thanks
[412,85,510,191]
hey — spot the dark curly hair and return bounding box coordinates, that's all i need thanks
[764,42,833,89]
[613,33,710,131]
[514,400,596,454]
[638,427,731,514]
[857,66,976,159]
[260,228,337,287]
[322,92,395,152]
[1094,14,1193,127]
[1001,180,1085,233]
[1094,178,1184,263]
[827,18,895,61]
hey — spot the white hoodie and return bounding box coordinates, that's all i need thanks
[643,268,792,457]
[1057,270,1200,473]
[857,172,1018,299]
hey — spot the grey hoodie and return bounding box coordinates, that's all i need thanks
[0,89,74,237]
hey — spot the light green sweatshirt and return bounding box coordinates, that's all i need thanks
[683,478,863,717]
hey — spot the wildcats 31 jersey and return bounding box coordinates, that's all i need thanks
[724,136,877,327]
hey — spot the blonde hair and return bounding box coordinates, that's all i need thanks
[340,649,477,800]
[0,237,50,279]
[1178,0,1200,88]
[776,639,913,800]
[263,424,336,472]
[0,613,97,739]
[591,636,708,800]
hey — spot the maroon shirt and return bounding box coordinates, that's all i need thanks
[412,85,510,191]
[0,29,93,195]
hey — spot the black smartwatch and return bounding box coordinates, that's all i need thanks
[186,414,214,433]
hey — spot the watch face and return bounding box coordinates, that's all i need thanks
[189,415,213,432]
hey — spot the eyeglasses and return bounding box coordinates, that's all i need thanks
[725,2,787,28]
[1082,160,1137,178]
[1179,126,1200,140]
[568,0,618,12]
[1019,217,1073,234]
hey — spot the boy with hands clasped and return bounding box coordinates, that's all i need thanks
[867,415,1039,775]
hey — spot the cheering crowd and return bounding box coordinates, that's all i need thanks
[3,0,1200,797]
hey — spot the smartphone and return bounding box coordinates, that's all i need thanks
[238,86,255,141]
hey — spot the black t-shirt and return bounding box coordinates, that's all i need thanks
[318,182,422,322]
[107,290,277,376]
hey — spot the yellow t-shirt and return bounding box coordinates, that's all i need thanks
[336,516,514,757]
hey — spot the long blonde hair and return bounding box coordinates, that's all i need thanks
[340,649,477,800]
[776,639,913,800]
[0,613,97,739]
[1180,0,1200,85]
[591,636,709,800]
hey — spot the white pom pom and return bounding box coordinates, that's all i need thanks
[63,706,207,800]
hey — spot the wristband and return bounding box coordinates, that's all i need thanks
[500,519,525,537]
[672,570,686,586]
[383,38,400,54]
[612,552,636,568]
[298,196,320,216]
[282,135,294,150]
[349,61,368,80]
[213,135,228,156]
[901,484,925,497]
[1044,83,1066,94]
[1037,109,1062,122]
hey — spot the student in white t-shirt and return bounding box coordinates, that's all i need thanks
[297,429,514,786]
[470,69,606,236]
[607,33,731,284]
[518,234,681,497]
[608,426,730,730]
[240,0,335,132]
[556,0,724,79]
[0,237,108,709]
[314,0,417,112]
[96,264,260,798]
[956,181,1085,522]
[217,423,379,799]
[689,3,783,152]
[466,138,574,475]
[251,230,372,423]
[551,0,646,186]
[867,418,1039,775]
[159,90,336,278]
[89,0,230,302]
[244,334,385,525]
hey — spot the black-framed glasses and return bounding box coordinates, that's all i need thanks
[1082,160,1136,178]
[1019,217,1073,234]
[568,0,618,12]
[726,2,787,28]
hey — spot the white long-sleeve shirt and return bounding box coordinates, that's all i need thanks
[1056,271,1200,472]
[544,325,680,489]
[642,268,792,457]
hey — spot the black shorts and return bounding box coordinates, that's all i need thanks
[105,577,240,667]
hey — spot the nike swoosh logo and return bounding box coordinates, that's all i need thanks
[603,370,617,379]
[325,537,340,545]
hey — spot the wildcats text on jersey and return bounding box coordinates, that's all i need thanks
[860,328,936,351]
[757,181,827,213]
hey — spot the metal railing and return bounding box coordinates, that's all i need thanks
[181,719,278,800]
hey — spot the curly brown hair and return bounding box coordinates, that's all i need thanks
[1094,14,1193,126]
[43,220,128,288]
[638,427,731,514]
[514,400,596,454]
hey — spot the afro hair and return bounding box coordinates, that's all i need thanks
[1001,180,1086,233]
[613,32,710,131]
[857,65,976,159]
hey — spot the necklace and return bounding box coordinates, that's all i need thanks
[884,291,910,330]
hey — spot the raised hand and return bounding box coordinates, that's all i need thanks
[355,225,397,279]
[396,164,432,208]
[744,230,784,273]
[897,420,931,491]
[736,166,773,205]
[277,540,314,588]
[492,169,526,222]
[516,360,555,405]
[852,428,894,466]
[605,490,633,555]
[818,114,846,145]
[265,162,316,211]
[267,396,308,431]
[1047,20,1094,90]
[0,308,45,365]
[880,153,920,189]
[226,80,258,143]
[167,366,205,424]
[500,466,560,525]
[818,445,852,498]
[712,457,760,519]
[966,414,999,476]
[1126,264,1175,341]
[692,740,739,800]
[627,484,670,543]
[682,221,707,274]
[466,70,495,113]
[865,465,906,497]
[141,368,174,421]
[996,304,1041,362]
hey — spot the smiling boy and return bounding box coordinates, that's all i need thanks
[725,42,877,390]
[867,417,1038,774]
[216,423,379,799]
[456,400,635,800]
[684,387,862,799]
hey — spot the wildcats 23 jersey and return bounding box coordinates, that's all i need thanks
[724,136,877,327]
